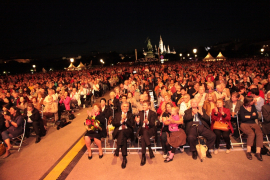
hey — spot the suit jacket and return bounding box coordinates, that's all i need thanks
[112,111,134,141]
[262,104,270,135]
[136,110,157,136]
[101,105,112,120]
[183,108,210,135]
[225,100,243,114]
[107,97,120,113]
[23,108,42,122]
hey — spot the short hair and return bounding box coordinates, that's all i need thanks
[207,82,214,89]
[250,88,259,96]
[244,96,254,106]
[183,94,190,100]
[110,91,115,96]
[100,98,106,103]
[180,87,186,91]
[216,84,221,89]
[231,92,240,98]
[143,100,151,106]
[216,98,224,103]
[190,98,198,104]
[93,103,101,111]
[121,102,129,107]
[199,86,205,90]
[27,103,34,109]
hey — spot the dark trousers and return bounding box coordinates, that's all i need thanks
[86,94,92,107]
[160,132,168,153]
[70,99,78,108]
[25,121,46,138]
[116,128,132,156]
[140,128,155,154]
[213,129,231,149]
[42,112,54,126]
[58,104,66,119]
[187,125,216,152]
[80,95,85,107]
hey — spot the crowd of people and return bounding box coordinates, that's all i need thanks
[1,58,270,169]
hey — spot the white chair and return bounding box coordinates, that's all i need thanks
[236,113,245,149]
[11,120,27,152]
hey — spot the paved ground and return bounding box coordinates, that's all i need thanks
[1,90,270,180]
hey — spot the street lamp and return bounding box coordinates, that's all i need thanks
[261,48,264,55]
[179,53,182,61]
[33,65,36,68]
[70,58,74,63]
[100,59,104,65]
[187,54,190,57]
[193,48,197,59]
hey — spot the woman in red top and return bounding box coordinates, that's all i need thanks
[211,99,233,154]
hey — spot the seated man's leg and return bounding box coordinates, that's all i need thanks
[32,121,41,138]
[187,126,198,152]
[199,125,216,150]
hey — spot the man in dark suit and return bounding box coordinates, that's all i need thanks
[262,93,270,136]
[135,100,157,166]
[183,99,216,160]
[100,98,112,121]
[112,102,134,169]
[108,91,120,116]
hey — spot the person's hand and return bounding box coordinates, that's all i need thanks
[144,118,148,124]
[231,112,235,117]
[214,107,218,113]
[135,116,140,123]
[252,112,256,116]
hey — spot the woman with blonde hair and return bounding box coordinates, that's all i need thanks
[206,82,215,93]
[203,92,217,116]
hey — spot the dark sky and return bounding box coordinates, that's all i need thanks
[0,1,269,58]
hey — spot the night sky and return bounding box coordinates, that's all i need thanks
[0,1,269,59]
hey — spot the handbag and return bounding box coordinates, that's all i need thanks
[0,142,6,156]
[213,121,229,131]
[195,125,208,162]
[69,113,75,120]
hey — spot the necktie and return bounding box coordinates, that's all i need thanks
[145,112,149,130]
[195,113,202,125]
